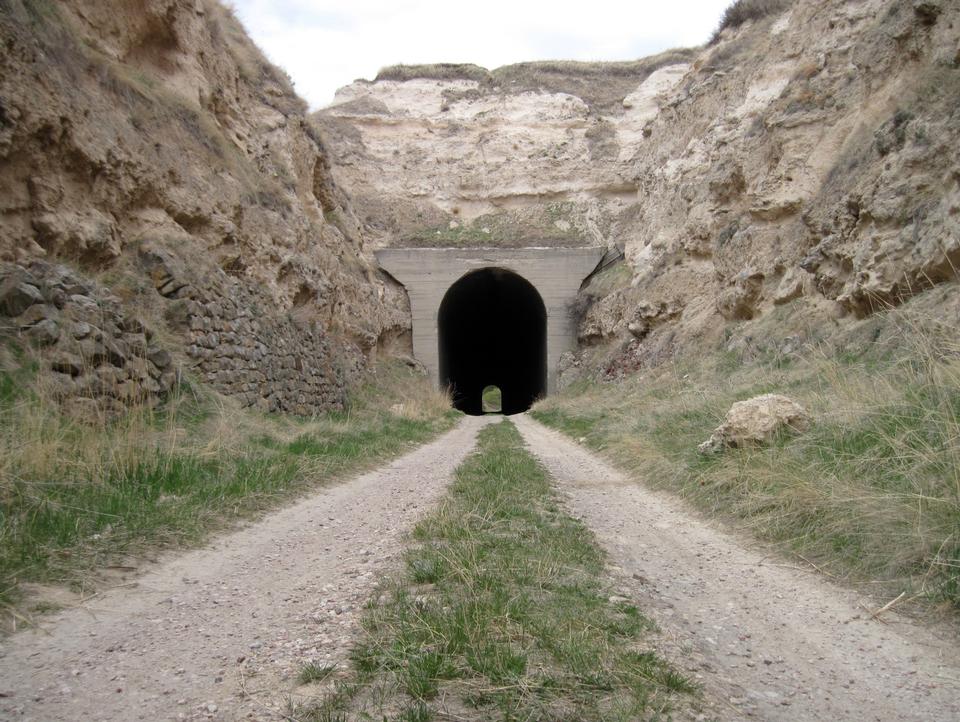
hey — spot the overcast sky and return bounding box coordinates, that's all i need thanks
[229,0,734,109]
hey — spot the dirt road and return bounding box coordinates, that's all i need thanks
[0,416,494,721]
[513,414,960,721]
[3,412,959,721]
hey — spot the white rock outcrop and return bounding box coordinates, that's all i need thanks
[317,0,960,380]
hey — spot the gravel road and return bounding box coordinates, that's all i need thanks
[4,411,959,722]
[0,416,494,722]
[513,414,960,721]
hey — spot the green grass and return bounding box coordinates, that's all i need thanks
[481,385,501,414]
[297,420,696,720]
[298,662,337,685]
[0,358,456,623]
[533,311,960,609]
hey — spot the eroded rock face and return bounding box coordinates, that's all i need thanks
[612,0,960,350]
[315,54,696,248]
[318,0,960,380]
[698,394,811,454]
[0,0,410,412]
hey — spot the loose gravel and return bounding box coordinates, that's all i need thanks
[0,416,493,721]
[513,413,960,722]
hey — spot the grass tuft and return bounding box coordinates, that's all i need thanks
[298,662,337,685]
[710,0,791,43]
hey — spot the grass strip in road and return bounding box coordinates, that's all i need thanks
[295,419,695,721]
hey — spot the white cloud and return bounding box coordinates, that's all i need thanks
[228,0,732,109]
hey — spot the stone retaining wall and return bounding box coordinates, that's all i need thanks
[0,248,363,418]
[140,242,361,416]
[178,290,352,415]
[0,261,177,418]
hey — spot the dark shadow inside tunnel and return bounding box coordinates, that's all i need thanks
[438,268,547,415]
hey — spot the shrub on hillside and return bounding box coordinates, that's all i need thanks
[710,0,791,44]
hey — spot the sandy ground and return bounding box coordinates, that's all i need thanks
[0,416,494,722]
[513,414,960,721]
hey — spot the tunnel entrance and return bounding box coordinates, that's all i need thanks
[438,268,547,415]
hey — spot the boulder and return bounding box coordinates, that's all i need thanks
[698,394,811,454]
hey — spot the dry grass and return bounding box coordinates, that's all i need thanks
[533,310,960,609]
[375,63,490,83]
[0,348,455,627]
[710,0,791,43]
[376,48,698,113]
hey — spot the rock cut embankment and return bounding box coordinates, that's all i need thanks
[0,0,410,414]
[317,0,960,382]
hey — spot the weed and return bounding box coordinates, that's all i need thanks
[710,0,791,43]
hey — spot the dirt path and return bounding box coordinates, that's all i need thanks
[513,414,960,721]
[0,416,494,722]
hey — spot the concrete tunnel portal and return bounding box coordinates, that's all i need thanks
[438,268,547,415]
[375,246,607,413]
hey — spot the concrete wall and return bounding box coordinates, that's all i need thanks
[376,247,604,393]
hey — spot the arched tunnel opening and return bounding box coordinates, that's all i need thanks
[438,268,547,415]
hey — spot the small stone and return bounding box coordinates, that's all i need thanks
[119,316,146,334]
[147,347,172,369]
[101,337,127,367]
[47,287,68,309]
[68,294,98,312]
[205,703,218,713]
[0,280,44,317]
[27,318,60,346]
[50,352,84,377]
[71,321,93,339]
[17,303,58,328]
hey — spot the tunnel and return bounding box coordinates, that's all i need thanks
[438,267,547,415]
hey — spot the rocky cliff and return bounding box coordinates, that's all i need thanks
[317,0,960,381]
[0,0,408,415]
[3,0,957,409]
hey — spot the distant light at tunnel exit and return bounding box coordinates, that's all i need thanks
[438,268,547,416]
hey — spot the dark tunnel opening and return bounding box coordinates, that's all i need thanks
[438,268,547,415]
